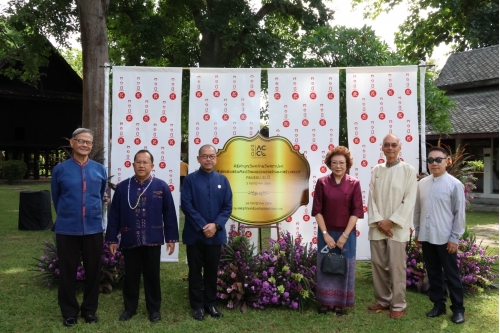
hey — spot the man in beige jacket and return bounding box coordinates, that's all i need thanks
[367,134,417,319]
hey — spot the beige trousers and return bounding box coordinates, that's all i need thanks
[370,239,407,311]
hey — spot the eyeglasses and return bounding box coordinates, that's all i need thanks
[73,138,93,146]
[383,142,399,148]
[200,155,216,160]
[331,161,346,166]
[427,157,446,164]
[134,161,151,166]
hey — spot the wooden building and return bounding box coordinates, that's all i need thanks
[0,44,82,179]
[426,45,499,200]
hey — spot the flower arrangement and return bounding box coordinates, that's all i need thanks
[217,225,317,312]
[405,232,428,292]
[33,238,125,293]
[463,175,477,210]
[406,229,498,294]
[457,235,498,293]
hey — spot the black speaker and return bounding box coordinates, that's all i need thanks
[18,190,54,230]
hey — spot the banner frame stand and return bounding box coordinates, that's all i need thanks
[237,223,281,252]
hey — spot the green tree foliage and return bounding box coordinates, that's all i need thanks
[2,0,453,142]
[352,0,499,62]
[0,17,50,84]
[289,25,453,145]
[107,0,333,68]
[61,48,83,77]
[0,0,78,83]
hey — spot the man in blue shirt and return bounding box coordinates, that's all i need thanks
[51,128,107,327]
[181,145,232,321]
[414,146,466,324]
[106,150,178,323]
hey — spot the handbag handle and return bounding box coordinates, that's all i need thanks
[320,245,345,255]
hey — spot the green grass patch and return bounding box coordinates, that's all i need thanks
[466,210,499,226]
[0,183,498,332]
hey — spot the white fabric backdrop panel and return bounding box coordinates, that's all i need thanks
[111,66,183,262]
[346,65,419,259]
[188,68,261,247]
[268,68,340,247]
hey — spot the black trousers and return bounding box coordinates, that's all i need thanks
[422,242,465,314]
[186,243,221,310]
[56,233,103,319]
[122,245,162,314]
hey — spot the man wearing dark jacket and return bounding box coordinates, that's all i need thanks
[51,128,107,327]
[106,149,178,323]
[181,144,232,321]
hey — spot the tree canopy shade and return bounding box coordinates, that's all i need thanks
[107,0,333,68]
[1,0,455,147]
[1,0,79,84]
[2,0,109,155]
[352,0,499,62]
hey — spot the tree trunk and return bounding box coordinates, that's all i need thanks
[199,31,224,67]
[76,0,109,158]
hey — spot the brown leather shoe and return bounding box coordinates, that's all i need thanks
[390,310,405,319]
[368,302,390,311]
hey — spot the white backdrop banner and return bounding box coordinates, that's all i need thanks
[188,68,261,246]
[346,65,419,259]
[268,68,340,247]
[111,66,183,262]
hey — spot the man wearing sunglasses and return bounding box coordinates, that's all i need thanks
[367,134,418,319]
[181,144,233,321]
[51,128,107,327]
[414,146,466,324]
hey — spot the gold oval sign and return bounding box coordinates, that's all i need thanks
[215,134,310,225]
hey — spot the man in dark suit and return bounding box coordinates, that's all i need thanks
[181,145,232,321]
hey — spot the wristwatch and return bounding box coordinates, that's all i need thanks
[215,224,222,231]
[322,230,327,234]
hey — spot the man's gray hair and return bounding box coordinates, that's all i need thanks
[72,128,94,138]
[382,133,400,144]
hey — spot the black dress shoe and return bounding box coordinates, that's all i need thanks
[149,312,161,323]
[192,308,205,321]
[451,312,465,324]
[205,305,223,319]
[119,311,136,321]
[317,306,328,315]
[83,315,98,324]
[426,307,446,317]
[334,307,344,317]
[63,318,77,327]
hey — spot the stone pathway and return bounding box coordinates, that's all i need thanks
[469,224,499,248]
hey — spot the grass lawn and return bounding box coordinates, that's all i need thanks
[0,183,498,332]
[466,210,500,226]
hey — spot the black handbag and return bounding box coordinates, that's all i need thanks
[321,247,346,275]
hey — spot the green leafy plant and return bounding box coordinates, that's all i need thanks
[2,160,27,184]
[442,143,479,209]
[467,160,485,173]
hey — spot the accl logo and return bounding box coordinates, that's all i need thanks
[251,145,266,157]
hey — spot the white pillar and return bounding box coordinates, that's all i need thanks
[419,60,427,173]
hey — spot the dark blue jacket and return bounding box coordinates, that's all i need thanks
[51,158,107,235]
[106,176,179,248]
[181,169,232,245]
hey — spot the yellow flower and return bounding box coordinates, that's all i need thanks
[277,285,285,294]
